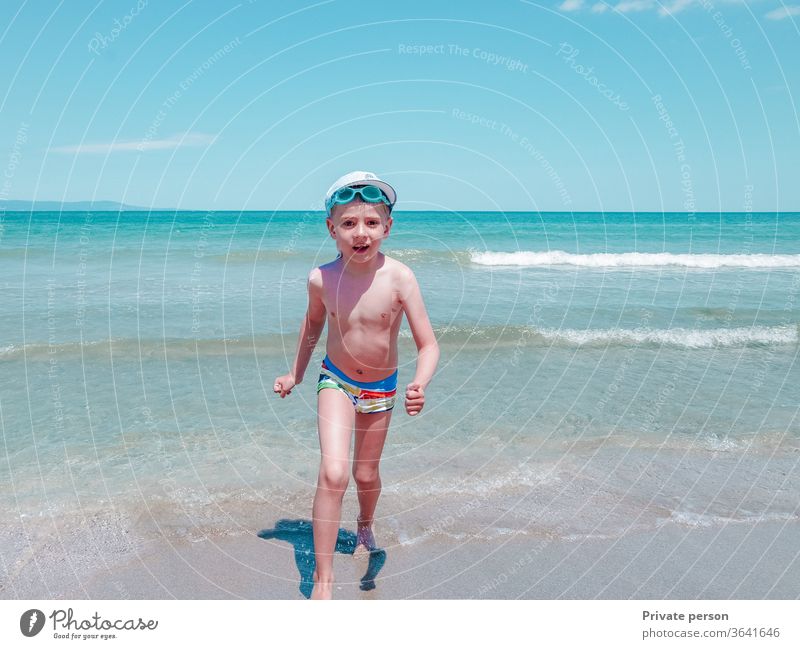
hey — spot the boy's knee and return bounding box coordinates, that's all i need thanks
[319,463,349,491]
[353,466,380,487]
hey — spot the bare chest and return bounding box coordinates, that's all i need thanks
[323,274,402,329]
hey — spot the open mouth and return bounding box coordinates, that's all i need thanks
[353,244,370,253]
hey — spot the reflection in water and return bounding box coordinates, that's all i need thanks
[258,519,387,598]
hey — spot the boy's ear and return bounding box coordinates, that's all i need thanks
[383,215,393,236]
[326,217,336,238]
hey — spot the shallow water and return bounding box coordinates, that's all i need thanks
[2,210,799,543]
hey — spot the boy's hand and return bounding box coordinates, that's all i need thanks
[274,373,298,398]
[405,382,425,416]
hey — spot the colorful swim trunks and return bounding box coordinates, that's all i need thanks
[317,355,398,414]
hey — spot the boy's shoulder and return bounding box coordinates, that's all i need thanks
[381,253,415,281]
[310,257,340,279]
[381,255,418,300]
[307,264,328,292]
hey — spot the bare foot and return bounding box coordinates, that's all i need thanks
[354,515,378,558]
[310,570,333,600]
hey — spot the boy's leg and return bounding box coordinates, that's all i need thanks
[352,409,392,551]
[312,388,355,598]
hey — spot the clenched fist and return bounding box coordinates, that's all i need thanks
[405,382,425,416]
[274,373,298,398]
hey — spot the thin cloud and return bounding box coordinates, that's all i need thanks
[659,0,695,15]
[50,132,217,154]
[765,5,800,19]
[613,0,655,12]
[559,0,777,17]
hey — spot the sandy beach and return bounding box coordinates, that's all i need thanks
[3,502,798,600]
[4,440,799,600]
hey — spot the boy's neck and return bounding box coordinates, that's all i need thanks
[339,251,385,277]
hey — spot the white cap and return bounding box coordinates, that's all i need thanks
[324,170,397,216]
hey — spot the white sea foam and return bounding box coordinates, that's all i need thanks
[471,250,800,268]
[667,510,799,528]
[538,324,798,348]
[385,463,562,498]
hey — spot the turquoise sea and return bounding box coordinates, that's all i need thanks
[2,211,799,549]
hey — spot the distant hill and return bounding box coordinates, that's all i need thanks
[0,200,170,211]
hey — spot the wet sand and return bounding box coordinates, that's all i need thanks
[3,509,798,599]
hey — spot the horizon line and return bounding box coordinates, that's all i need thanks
[1,201,797,215]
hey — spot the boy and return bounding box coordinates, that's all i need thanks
[273,171,439,599]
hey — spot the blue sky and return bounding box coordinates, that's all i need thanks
[0,0,797,211]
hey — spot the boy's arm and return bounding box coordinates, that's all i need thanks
[290,268,327,383]
[399,267,439,390]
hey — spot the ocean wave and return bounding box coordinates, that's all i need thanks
[665,510,800,528]
[426,323,799,348]
[555,430,800,453]
[0,335,292,362]
[536,324,798,348]
[4,323,797,361]
[470,250,800,268]
[203,248,469,264]
[0,247,51,259]
[208,250,297,263]
[388,249,472,263]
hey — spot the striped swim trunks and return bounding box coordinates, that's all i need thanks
[317,355,398,414]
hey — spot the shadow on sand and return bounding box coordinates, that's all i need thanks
[258,519,387,598]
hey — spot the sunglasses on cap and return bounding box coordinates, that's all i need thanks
[325,185,391,213]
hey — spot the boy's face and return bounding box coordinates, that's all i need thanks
[327,198,392,265]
